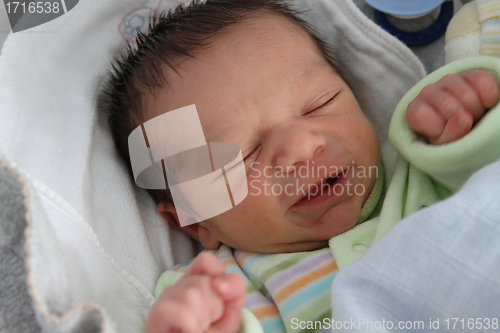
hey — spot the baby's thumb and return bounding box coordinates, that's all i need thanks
[212,274,245,301]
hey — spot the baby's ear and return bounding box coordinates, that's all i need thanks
[157,202,221,249]
[156,202,200,241]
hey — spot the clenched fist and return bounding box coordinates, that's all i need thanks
[406,69,499,145]
[144,252,246,333]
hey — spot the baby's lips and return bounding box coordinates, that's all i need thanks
[294,167,349,204]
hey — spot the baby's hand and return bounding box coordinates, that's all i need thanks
[144,252,246,333]
[406,70,499,145]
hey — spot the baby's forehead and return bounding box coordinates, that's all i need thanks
[147,10,341,123]
[160,12,333,86]
[218,12,321,54]
[230,12,310,37]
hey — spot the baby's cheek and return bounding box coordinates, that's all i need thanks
[350,121,379,161]
[247,177,264,196]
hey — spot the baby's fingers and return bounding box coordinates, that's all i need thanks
[436,73,486,122]
[407,86,475,144]
[422,87,474,144]
[432,109,474,145]
[406,99,446,139]
[461,70,499,110]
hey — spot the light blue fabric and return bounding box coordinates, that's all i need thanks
[331,159,500,332]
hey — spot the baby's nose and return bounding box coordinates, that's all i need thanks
[270,120,326,170]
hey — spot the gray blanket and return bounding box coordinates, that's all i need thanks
[0,160,107,333]
[0,162,40,333]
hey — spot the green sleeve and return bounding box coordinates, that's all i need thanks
[154,270,185,299]
[389,56,500,192]
[331,56,500,270]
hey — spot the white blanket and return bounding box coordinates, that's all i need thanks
[0,0,430,332]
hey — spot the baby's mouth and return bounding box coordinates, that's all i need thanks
[294,168,349,206]
[307,175,338,199]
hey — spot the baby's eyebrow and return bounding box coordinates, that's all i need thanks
[293,66,317,86]
[294,62,338,84]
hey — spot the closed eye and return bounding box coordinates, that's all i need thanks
[213,145,258,181]
[303,90,341,116]
[243,145,261,162]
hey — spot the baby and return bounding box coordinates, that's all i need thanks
[102,0,499,332]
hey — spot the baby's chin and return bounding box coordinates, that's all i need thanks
[227,239,331,254]
[274,240,331,253]
[232,201,366,253]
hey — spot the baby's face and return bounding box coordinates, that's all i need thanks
[153,14,379,253]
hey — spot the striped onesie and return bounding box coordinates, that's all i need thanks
[155,245,338,333]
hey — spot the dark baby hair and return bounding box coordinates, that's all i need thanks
[101,0,338,206]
